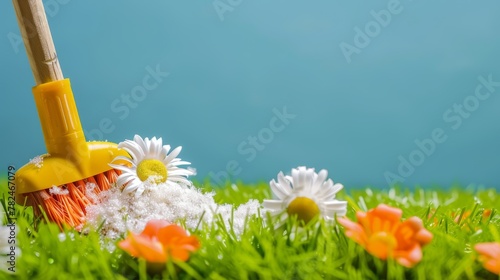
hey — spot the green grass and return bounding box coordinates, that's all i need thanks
[1,180,500,279]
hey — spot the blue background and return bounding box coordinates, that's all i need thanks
[1,0,499,188]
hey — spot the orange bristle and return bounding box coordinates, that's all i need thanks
[22,169,121,230]
[67,182,91,210]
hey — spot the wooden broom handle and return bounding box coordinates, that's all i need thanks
[13,0,64,85]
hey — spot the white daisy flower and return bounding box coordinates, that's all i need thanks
[109,135,194,195]
[263,166,347,225]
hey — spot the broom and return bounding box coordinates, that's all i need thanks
[13,0,129,229]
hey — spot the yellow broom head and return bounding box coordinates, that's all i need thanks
[15,79,129,229]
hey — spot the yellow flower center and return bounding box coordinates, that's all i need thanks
[136,159,168,184]
[287,197,320,225]
[367,232,398,260]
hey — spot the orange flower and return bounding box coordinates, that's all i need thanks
[426,209,439,228]
[482,209,493,221]
[451,210,471,224]
[474,242,500,275]
[118,220,200,264]
[338,204,433,268]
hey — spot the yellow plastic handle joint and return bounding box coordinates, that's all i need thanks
[32,78,88,159]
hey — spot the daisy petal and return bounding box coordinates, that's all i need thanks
[163,146,182,165]
[311,169,328,195]
[270,179,289,200]
[263,200,285,210]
